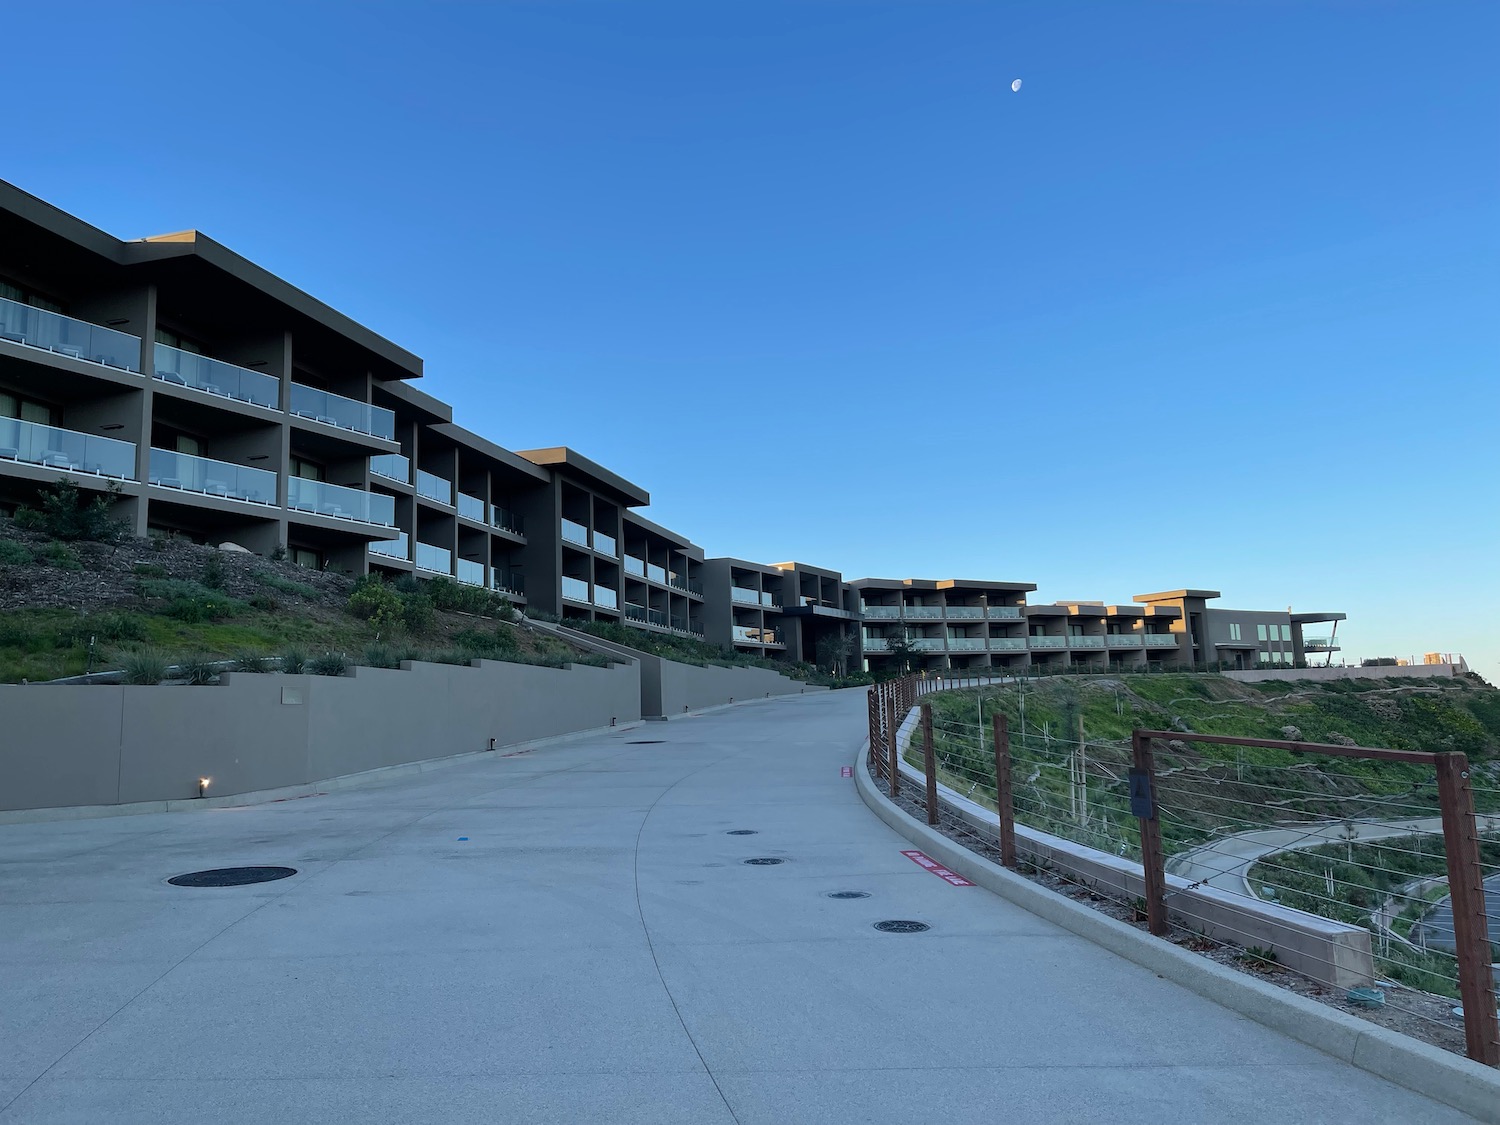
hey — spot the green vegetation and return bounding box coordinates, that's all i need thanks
[120,648,169,686]
[0,539,34,565]
[12,480,126,542]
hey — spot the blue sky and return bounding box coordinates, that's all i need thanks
[7,1,1497,676]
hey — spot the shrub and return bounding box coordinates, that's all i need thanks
[0,540,33,565]
[401,593,435,635]
[139,578,248,622]
[176,652,220,685]
[525,609,562,624]
[249,593,278,612]
[280,647,308,675]
[200,554,226,590]
[393,573,420,595]
[453,625,519,659]
[64,613,148,645]
[270,544,288,562]
[260,573,317,598]
[132,562,167,578]
[346,575,404,629]
[425,576,508,617]
[361,643,405,669]
[309,651,348,677]
[121,648,169,685]
[12,480,126,542]
[234,651,274,673]
[38,541,82,570]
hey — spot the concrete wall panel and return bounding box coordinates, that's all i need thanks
[0,687,125,811]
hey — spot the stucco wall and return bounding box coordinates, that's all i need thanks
[655,660,821,716]
[0,658,640,813]
[1224,664,1457,684]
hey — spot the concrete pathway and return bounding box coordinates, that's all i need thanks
[0,690,1482,1124]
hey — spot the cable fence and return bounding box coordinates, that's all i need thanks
[879,684,1500,1067]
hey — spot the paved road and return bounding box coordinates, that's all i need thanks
[0,691,1481,1124]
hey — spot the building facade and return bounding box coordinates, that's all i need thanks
[0,180,1344,670]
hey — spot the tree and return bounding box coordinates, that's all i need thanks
[815,629,855,677]
[885,627,920,675]
[13,480,126,543]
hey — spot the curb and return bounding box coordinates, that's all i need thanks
[853,738,1500,1124]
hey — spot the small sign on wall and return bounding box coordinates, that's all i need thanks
[281,686,304,706]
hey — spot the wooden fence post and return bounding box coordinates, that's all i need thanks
[1131,730,1168,937]
[922,703,938,826]
[886,690,900,799]
[1435,752,1500,1066]
[994,713,1015,867]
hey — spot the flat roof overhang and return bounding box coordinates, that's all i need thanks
[1133,589,1222,604]
[1291,612,1347,624]
[518,447,649,506]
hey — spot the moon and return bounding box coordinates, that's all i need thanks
[1011,79,1022,92]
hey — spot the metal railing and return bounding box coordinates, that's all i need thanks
[0,295,141,371]
[148,448,277,505]
[0,418,135,479]
[289,384,395,439]
[155,343,279,407]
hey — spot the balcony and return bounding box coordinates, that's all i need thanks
[624,555,646,578]
[457,492,485,522]
[1303,637,1341,651]
[862,638,890,652]
[594,586,618,610]
[1144,634,1179,648]
[593,531,617,557]
[0,296,141,372]
[904,607,943,620]
[415,542,451,573]
[862,605,901,619]
[1029,636,1067,650]
[456,559,485,587]
[731,587,761,606]
[287,477,395,526]
[1069,636,1106,649]
[912,639,946,652]
[561,518,590,548]
[733,625,783,645]
[668,573,701,596]
[369,531,410,561]
[947,638,986,651]
[148,449,276,505]
[646,606,668,628]
[1106,634,1144,648]
[561,575,590,603]
[289,384,395,440]
[987,606,1023,620]
[946,607,985,620]
[491,572,524,596]
[0,418,135,479]
[989,637,1028,652]
[490,507,524,536]
[416,470,453,505]
[154,344,278,408]
[625,602,648,624]
[647,562,667,584]
[370,453,410,484]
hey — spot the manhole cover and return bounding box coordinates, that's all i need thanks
[743,857,785,866]
[168,866,297,888]
[726,829,758,835]
[626,740,665,744]
[874,919,930,933]
[827,891,870,899]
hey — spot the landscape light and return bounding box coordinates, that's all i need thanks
[198,777,211,798]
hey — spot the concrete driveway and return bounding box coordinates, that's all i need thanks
[0,690,1481,1124]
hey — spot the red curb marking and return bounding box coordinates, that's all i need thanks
[901,849,973,886]
[841,766,853,778]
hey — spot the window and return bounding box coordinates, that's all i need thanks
[0,391,55,425]
[155,328,203,354]
[1256,624,1267,641]
[0,279,63,313]
[1229,623,1241,641]
[291,457,325,481]
[1281,624,1292,642]
[174,434,203,457]
[291,547,321,570]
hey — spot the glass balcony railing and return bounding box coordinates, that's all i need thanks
[456,559,485,587]
[490,507,524,536]
[732,587,761,605]
[688,578,703,597]
[1029,635,1067,649]
[415,542,451,573]
[912,639,946,652]
[624,555,646,578]
[646,562,667,584]
[415,469,452,505]
[760,591,779,608]
[863,638,890,652]
[733,625,783,645]
[561,518,589,548]
[369,531,409,560]
[457,492,485,522]
[0,295,142,372]
[987,606,1023,620]
[1106,634,1144,648]
[148,448,277,505]
[1304,637,1340,650]
[647,607,668,628]
[287,477,396,526]
[562,575,590,603]
[989,637,1028,651]
[1069,635,1106,649]
[0,418,136,479]
[491,572,524,596]
[594,586,618,610]
[904,607,943,620]
[947,638,986,651]
[154,343,279,407]
[625,602,648,624]
[668,572,691,593]
[370,453,410,483]
[862,606,901,619]
[1144,634,1179,648]
[289,384,395,439]
[593,532,617,557]
[946,607,985,620]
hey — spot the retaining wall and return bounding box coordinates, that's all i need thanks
[0,657,641,813]
[1225,664,1458,684]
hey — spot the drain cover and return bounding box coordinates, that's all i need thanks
[743,857,785,866]
[726,829,758,835]
[626,740,665,744]
[827,891,870,899]
[874,919,930,933]
[168,866,297,888]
